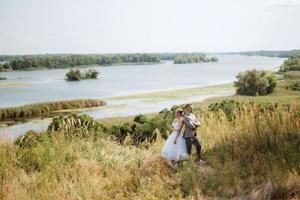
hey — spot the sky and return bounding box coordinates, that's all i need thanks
[0,0,300,54]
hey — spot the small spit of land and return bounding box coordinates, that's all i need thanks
[0,82,30,88]
[0,99,106,123]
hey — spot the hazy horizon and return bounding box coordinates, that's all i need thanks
[1,0,300,55]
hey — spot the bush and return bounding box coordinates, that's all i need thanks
[65,68,99,81]
[234,69,277,96]
[133,114,148,124]
[47,114,105,138]
[65,69,81,81]
[208,99,239,121]
[280,56,300,72]
[286,80,300,91]
[107,111,174,146]
[210,57,218,62]
[84,69,99,79]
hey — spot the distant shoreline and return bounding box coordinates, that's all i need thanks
[0,61,165,73]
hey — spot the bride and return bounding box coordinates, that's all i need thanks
[161,108,188,165]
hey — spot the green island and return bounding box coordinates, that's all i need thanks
[0,99,106,122]
[0,76,6,80]
[65,69,99,81]
[1,57,300,199]
[174,55,218,64]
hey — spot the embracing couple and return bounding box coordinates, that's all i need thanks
[161,103,205,166]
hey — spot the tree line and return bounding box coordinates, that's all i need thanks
[0,52,218,71]
[0,54,162,71]
[238,49,300,58]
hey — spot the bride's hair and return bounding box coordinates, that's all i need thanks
[175,108,183,116]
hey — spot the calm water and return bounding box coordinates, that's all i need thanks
[0,54,284,108]
[0,54,286,138]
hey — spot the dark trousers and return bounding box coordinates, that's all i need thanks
[185,137,202,161]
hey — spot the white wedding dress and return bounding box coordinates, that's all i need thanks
[161,120,188,161]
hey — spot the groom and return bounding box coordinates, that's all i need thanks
[183,103,204,165]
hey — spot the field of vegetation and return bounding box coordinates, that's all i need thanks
[1,66,300,199]
[0,99,106,122]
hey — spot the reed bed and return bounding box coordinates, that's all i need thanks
[0,99,106,121]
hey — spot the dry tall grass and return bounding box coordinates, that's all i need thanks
[0,103,299,199]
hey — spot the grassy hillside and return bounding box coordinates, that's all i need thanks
[1,102,299,199]
[0,71,299,199]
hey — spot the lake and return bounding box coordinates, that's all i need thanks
[0,54,286,138]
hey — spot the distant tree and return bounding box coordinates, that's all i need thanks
[84,69,99,79]
[65,69,82,81]
[234,69,277,96]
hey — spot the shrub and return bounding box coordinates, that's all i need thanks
[280,56,300,72]
[234,69,277,96]
[208,99,239,121]
[65,68,99,81]
[133,114,148,124]
[15,130,43,148]
[65,69,82,81]
[84,69,99,79]
[210,57,218,62]
[47,114,105,138]
[286,80,300,91]
[106,111,174,146]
